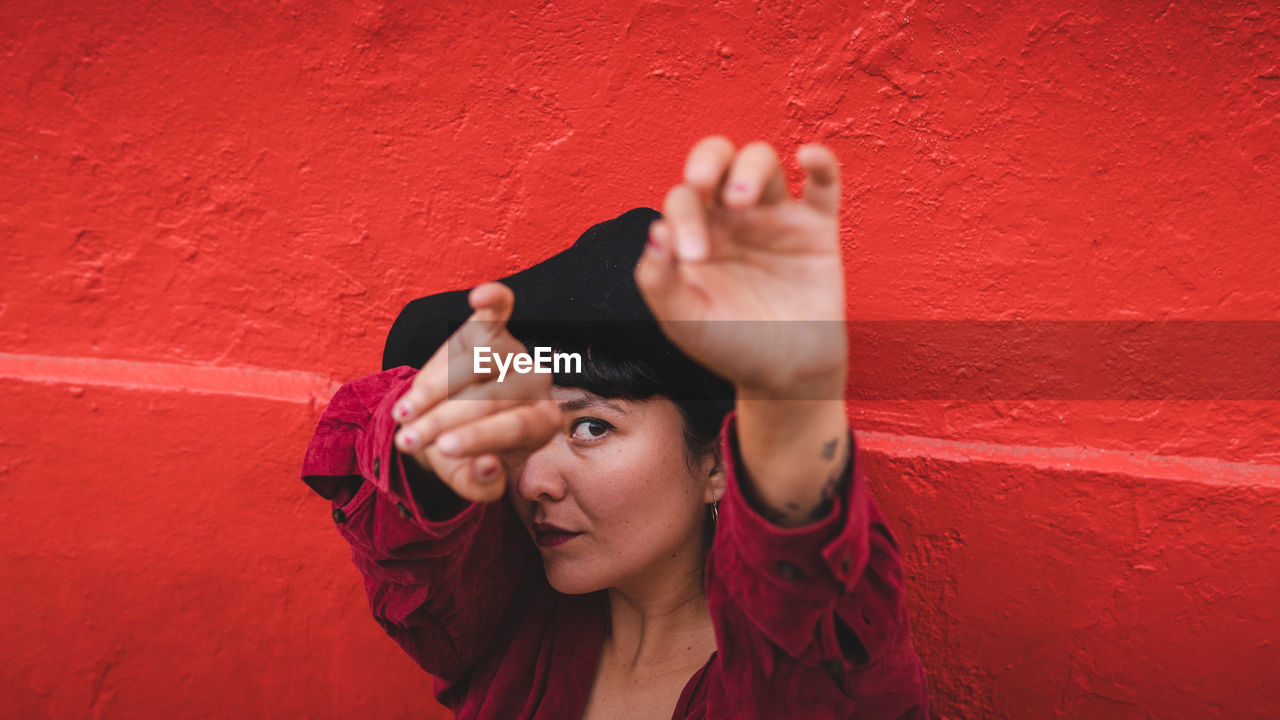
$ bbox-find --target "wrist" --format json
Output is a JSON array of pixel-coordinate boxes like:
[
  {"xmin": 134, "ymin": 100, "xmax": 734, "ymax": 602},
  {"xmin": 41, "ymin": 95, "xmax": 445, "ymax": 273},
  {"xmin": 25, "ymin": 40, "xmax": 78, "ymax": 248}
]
[
  {"xmin": 735, "ymin": 365, "xmax": 847, "ymax": 403},
  {"xmin": 731, "ymin": 399, "xmax": 852, "ymax": 527}
]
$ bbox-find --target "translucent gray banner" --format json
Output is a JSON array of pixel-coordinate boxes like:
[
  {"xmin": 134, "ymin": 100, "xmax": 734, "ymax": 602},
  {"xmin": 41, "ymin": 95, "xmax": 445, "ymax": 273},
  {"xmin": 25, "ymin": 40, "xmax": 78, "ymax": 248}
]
[{"xmin": 440, "ymin": 321, "xmax": 1280, "ymax": 401}]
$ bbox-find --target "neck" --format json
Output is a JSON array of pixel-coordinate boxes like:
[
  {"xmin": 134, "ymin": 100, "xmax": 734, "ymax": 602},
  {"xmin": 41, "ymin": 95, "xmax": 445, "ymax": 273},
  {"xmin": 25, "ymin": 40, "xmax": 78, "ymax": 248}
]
[{"xmin": 602, "ymin": 536, "xmax": 716, "ymax": 674}]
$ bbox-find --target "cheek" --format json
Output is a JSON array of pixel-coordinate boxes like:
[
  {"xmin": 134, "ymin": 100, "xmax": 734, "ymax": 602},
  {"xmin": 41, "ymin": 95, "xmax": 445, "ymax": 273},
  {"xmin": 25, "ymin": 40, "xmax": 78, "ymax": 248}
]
[{"xmin": 585, "ymin": 459, "xmax": 700, "ymax": 539}]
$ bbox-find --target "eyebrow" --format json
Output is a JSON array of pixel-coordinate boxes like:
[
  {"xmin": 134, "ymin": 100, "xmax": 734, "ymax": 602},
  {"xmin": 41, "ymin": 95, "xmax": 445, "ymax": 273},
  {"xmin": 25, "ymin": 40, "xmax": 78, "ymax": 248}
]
[{"xmin": 558, "ymin": 396, "xmax": 627, "ymax": 414}]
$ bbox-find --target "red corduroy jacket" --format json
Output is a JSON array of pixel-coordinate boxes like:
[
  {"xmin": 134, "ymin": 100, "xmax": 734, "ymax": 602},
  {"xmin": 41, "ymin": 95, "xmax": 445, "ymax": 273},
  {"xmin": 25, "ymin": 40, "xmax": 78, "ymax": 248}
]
[{"xmin": 301, "ymin": 367, "xmax": 929, "ymax": 718}]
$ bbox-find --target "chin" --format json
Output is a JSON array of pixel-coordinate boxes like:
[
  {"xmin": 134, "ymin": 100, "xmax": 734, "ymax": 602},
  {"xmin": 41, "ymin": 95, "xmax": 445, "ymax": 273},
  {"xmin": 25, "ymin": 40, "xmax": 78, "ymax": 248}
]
[{"xmin": 542, "ymin": 559, "xmax": 611, "ymax": 595}]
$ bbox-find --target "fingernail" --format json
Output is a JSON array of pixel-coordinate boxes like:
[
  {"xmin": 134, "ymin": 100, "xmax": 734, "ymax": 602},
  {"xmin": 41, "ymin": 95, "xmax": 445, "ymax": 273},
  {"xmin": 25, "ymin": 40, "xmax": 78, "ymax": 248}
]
[
  {"xmin": 676, "ymin": 233, "xmax": 706, "ymax": 262},
  {"xmin": 394, "ymin": 402, "xmax": 411, "ymax": 420},
  {"xmin": 436, "ymin": 432, "xmax": 461, "ymax": 454},
  {"xmin": 397, "ymin": 429, "xmax": 418, "ymax": 451},
  {"xmin": 686, "ymin": 162, "xmax": 712, "ymax": 184},
  {"xmin": 647, "ymin": 224, "xmax": 663, "ymax": 253},
  {"xmin": 478, "ymin": 463, "xmax": 499, "ymax": 482},
  {"xmin": 730, "ymin": 181, "xmax": 751, "ymax": 195}
]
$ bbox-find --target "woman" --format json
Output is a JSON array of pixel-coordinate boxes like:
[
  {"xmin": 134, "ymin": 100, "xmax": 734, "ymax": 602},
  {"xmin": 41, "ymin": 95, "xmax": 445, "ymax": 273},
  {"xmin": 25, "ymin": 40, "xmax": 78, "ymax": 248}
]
[{"xmin": 302, "ymin": 137, "xmax": 928, "ymax": 718}]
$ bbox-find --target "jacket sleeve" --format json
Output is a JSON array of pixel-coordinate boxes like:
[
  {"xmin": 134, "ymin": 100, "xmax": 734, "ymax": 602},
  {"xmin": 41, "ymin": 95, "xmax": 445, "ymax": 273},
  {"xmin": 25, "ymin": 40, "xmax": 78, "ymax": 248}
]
[
  {"xmin": 300, "ymin": 367, "xmax": 535, "ymax": 685},
  {"xmin": 706, "ymin": 411, "xmax": 930, "ymax": 719}
]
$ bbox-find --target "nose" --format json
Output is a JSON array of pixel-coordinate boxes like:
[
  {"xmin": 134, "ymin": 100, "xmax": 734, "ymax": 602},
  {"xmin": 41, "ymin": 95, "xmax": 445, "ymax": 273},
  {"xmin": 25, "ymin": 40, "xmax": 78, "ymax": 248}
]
[{"xmin": 514, "ymin": 439, "xmax": 569, "ymax": 502}]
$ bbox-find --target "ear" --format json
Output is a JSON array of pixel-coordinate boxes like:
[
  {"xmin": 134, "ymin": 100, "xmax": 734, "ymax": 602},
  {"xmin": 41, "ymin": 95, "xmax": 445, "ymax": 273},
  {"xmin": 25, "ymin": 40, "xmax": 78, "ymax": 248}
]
[{"xmin": 701, "ymin": 442, "xmax": 727, "ymax": 505}]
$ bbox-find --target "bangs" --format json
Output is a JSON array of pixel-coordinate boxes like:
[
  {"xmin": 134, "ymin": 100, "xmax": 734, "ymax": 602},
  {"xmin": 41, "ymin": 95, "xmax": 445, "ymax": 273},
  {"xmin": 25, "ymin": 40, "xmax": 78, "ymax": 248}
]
[{"xmin": 511, "ymin": 320, "xmax": 735, "ymax": 451}]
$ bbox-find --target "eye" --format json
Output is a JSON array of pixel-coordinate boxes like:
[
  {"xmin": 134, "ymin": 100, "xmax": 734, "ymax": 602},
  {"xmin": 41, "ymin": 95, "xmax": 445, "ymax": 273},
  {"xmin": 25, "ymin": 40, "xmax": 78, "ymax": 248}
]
[{"xmin": 569, "ymin": 417, "xmax": 614, "ymax": 442}]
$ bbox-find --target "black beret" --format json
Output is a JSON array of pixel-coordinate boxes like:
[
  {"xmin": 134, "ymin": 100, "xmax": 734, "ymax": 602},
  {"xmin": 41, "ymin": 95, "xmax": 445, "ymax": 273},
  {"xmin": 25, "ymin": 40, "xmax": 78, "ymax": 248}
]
[{"xmin": 383, "ymin": 206, "xmax": 664, "ymax": 371}]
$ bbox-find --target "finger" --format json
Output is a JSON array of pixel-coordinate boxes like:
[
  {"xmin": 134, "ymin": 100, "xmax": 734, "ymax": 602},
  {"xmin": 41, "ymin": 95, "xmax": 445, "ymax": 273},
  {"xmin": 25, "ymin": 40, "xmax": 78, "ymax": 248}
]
[
  {"xmin": 395, "ymin": 333, "xmax": 521, "ymax": 425},
  {"xmin": 393, "ymin": 284, "xmax": 519, "ymax": 422},
  {"xmin": 397, "ymin": 394, "xmax": 514, "ymax": 453},
  {"xmin": 396, "ymin": 369, "xmax": 550, "ymax": 453},
  {"xmin": 470, "ymin": 453, "xmax": 506, "ymax": 490},
  {"xmin": 458, "ymin": 453, "xmax": 507, "ymax": 502},
  {"xmin": 683, "ymin": 135, "xmax": 735, "ymax": 197},
  {"xmin": 797, "ymin": 143, "xmax": 841, "ymax": 216},
  {"xmin": 433, "ymin": 399, "xmax": 562, "ymax": 458},
  {"xmin": 395, "ymin": 352, "xmax": 470, "ymax": 425},
  {"xmin": 468, "ymin": 282, "xmax": 515, "ymax": 324},
  {"xmin": 433, "ymin": 452, "xmax": 506, "ymax": 504},
  {"xmin": 664, "ymin": 184, "xmax": 711, "ymax": 262},
  {"xmin": 722, "ymin": 141, "xmax": 785, "ymax": 209},
  {"xmin": 447, "ymin": 327, "xmax": 529, "ymax": 388},
  {"xmin": 449, "ymin": 282, "xmax": 517, "ymax": 360},
  {"xmin": 393, "ymin": 359, "xmax": 449, "ymax": 425},
  {"xmin": 635, "ymin": 219, "xmax": 689, "ymax": 316}
]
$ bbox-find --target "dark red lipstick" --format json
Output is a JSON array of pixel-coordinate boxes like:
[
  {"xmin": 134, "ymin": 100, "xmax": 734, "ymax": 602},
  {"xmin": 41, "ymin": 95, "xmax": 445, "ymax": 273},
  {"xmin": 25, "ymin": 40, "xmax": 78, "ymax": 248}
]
[{"xmin": 533, "ymin": 522, "xmax": 582, "ymax": 548}]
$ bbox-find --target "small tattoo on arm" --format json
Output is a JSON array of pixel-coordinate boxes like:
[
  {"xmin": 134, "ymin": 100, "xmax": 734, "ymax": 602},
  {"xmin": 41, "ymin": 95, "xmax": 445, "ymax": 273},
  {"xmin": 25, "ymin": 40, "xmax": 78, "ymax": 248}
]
[
  {"xmin": 808, "ymin": 437, "xmax": 851, "ymax": 521},
  {"xmin": 807, "ymin": 476, "xmax": 841, "ymax": 520},
  {"xmin": 748, "ymin": 435, "xmax": 853, "ymax": 525}
]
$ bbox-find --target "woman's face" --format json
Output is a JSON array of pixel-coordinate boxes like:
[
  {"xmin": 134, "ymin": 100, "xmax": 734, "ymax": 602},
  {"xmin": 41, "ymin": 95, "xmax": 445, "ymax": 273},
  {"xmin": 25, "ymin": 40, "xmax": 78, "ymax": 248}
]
[{"xmin": 506, "ymin": 386, "xmax": 722, "ymax": 595}]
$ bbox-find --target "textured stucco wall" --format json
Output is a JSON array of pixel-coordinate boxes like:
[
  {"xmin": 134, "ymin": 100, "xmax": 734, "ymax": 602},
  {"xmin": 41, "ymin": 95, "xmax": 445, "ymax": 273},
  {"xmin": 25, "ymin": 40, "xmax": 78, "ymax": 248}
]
[{"xmin": 2, "ymin": 1, "xmax": 1277, "ymax": 718}]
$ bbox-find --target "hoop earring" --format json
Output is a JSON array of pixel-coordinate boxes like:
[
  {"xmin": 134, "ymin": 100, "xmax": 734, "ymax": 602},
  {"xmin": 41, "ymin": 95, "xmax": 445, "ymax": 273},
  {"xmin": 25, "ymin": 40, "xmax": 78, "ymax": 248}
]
[{"xmin": 710, "ymin": 493, "xmax": 719, "ymax": 527}]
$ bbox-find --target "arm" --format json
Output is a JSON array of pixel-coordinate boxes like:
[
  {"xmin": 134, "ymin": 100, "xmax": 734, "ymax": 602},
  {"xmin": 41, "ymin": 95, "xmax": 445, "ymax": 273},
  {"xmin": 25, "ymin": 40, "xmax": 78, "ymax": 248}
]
[
  {"xmin": 301, "ymin": 367, "xmax": 536, "ymax": 685},
  {"xmin": 705, "ymin": 411, "xmax": 927, "ymax": 717},
  {"xmin": 304, "ymin": 283, "xmax": 561, "ymax": 689},
  {"xmin": 733, "ymin": 398, "xmax": 851, "ymax": 526},
  {"xmin": 635, "ymin": 137, "xmax": 855, "ymax": 525},
  {"xmin": 634, "ymin": 138, "xmax": 928, "ymax": 715}
]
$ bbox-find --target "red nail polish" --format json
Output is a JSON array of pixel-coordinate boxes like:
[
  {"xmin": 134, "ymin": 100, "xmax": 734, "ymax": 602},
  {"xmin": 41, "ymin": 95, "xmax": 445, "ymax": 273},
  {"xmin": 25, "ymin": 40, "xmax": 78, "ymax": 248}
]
[
  {"xmin": 647, "ymin": 226, "xmax": 661, "ymax": 250},
  {"xmin": 730, "ymin": 181, "xmax": 750, "ymax": 194}
]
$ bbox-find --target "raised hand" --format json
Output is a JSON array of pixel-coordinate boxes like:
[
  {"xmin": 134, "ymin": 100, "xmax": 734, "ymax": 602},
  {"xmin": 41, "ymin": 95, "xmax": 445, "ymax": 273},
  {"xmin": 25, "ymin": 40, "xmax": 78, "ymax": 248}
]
[
  {"xmin": 637, "ymin": 137, "xmax": 853, "ymax": 526},
  {"xmin": 391, "ymin": 283, "xmax": 562, "ymax": 503},
  {"xmin": 635, "ymin": 137, "xmax": 848, "ymax": 401}
]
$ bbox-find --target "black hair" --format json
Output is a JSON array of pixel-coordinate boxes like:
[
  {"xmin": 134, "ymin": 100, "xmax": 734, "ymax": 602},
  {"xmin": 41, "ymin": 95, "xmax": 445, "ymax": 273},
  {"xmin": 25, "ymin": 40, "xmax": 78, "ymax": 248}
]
[{"xmin": 515, "ymin": 321, "xmax": 735, "ymax": 468}]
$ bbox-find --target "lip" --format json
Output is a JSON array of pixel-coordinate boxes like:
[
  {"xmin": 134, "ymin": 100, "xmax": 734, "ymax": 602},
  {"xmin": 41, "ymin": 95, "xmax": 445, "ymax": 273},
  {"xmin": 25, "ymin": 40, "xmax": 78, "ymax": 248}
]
[{"xmin": 533, "ymin": 522, "xmax": 583, "ymax": 548}]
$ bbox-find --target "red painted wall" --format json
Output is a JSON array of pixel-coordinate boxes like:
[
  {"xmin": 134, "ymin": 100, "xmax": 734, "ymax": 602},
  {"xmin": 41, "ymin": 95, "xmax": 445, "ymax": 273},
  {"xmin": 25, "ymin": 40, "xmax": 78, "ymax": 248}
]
[{"xmin": 2, "ymin": 1, "xmax": 1277, "ymax": 717}]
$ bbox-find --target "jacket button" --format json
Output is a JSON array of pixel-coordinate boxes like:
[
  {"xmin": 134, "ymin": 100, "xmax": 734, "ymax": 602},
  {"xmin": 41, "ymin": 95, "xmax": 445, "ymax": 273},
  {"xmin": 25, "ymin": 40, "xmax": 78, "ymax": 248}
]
[
  {"xmin": 776, "ymin": 561, "xmax": 803, "ymax": 580},
  {"xmin": 398, "ymin": 502, "xmax": 411, "ymax": 519},
  {"xmin": 332, "ymin": 508, "xmax": 347, "ymax": 524},
  {"xmin": 373, "ymin": 457, "xmax": 381, "ymax": 477}
]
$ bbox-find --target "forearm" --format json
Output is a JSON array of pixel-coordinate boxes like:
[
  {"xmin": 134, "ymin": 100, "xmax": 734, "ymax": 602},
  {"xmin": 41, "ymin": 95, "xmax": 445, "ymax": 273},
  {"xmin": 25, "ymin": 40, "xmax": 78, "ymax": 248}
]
[{"xmin": 733, "ymin": 392, "xmax": 851, "ymax": 528}]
